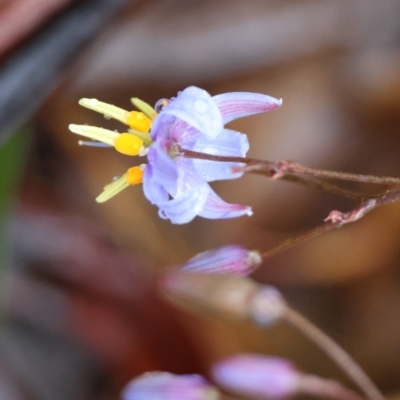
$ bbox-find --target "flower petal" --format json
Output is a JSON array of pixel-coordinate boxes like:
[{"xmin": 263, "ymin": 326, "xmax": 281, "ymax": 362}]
[
  {"xmin": 198, "ymin": 189, "xmax": 252, "ymax": 219},
  {"xmin": 182, "ymin": 245, "xmax": 262, "ymax": 276},
  {"xmin": 175, "ymin": 157, "xmax": 206, "ymax": 195},
  {"xmin": 157, "ymin": 183, "xmax": 210, "ymax": 224},
  {"xmin": 150, "ymin": 113, "xmax": 174, "ymax": 141},
  {"xmin": 191, "ymin": 129, "xmax": 249, "ymax": 181},
  {"xmin": 192, "ymin": 159, "xmax": 244, "ymax": 182},
  {"xmin": 171, "ymin": 120, "xmax": 202, "ymax": 144},
  {"xmin": 193, "ymin": 129, "xmax": 249, "ymax": 156},
  {"xmin": 146, "ymin": 143, "xmax": 178, "ymax": 196},
  {"xmin": 213, "ymin": 92, "xmax": 282, "ymax": 125},
  {"xmin": 158, "ymin": 86, "xmax": 223, "ymax": 139},
  {"xmin": 142, "ymin": 164, "xmax": 169, "ymax": 204}
]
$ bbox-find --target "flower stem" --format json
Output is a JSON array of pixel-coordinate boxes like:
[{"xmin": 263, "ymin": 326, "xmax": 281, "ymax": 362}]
[
  {"xmin": 259, "ymin": 187, "xmax": 400, "ymax": 259},
  {"xmin": 180, "ymin": 148, "xmax": 400, "ymax": 186},
  {"xmin": 283, "ymin": 307, "xmax": 385, "ymax": 400},
  {"xmin": 277, "ymin": 160, "xmax": 400, "ymax": 186},
  {"xmin": 299, "ymin": 374, "xmax": 368, "ymax": 400},
  {"xmin": 260, "ymin": 222, "xmax": 338, "ymax": 260}
]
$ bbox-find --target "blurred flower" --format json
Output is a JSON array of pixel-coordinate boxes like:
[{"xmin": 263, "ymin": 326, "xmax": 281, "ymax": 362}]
[
  {"xmin": 160, "ymin": 271, "xmax": 286, "ymax": 325},
  {"xmin": 181, "ymin": 245, "xmax": 262, "ymax": 275},
  {"xmin": 212, "ymin": 354, "xmax": 300, "ymax": 399},
  {"xmin": 122, "ymin": 372, "xmax": 220, "ymax": 400},
  {"xmin": 69, "ymin": 86, "xmax": 282, "ymax": 223}
]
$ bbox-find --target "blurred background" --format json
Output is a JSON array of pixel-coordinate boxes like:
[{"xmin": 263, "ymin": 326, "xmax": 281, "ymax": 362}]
[{"xmin": 1, "ymin": 0, "xmax": 400, "ymax": 399}]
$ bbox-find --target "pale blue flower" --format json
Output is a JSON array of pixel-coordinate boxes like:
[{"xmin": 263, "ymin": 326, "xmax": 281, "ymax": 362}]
[{"xmin": 144, "ymin": 86, "xmax": 282, "ymax": 224}]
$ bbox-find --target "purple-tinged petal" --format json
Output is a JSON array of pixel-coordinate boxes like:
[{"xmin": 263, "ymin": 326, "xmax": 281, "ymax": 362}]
[
  {"xmin": 213, "ymin": 92, "xmax": 282, "ymax": 125},
  {"xmin": 192, "ymin": 129, "xmax": 249, "ymax": 156},
  {"xmin": 198, "ymin": 189, "xmax": 252, "ymax": 220},
  {"xmin": 175, "ymin": 157, "xmax": 206, "ymax": 195},
  {"xmin": 122, "ymin": 372, "xmax": 219, "ymax": 400},
  {"xmin": 212, "ymin": 354, "xmax": 300, "ymax": 399},
  {"xmin": 147, "ymin": 143, "xmax": 178, "ymax": 196},
  {"xmin": 150, "ymin": 113, "xmax": 175, "ymax": 141},
  {"xmin": 142, "ymin": 164, "xmax": 169, "ymax": 204},
  {"xmin": 182, "ymin": 245, "xmax": 262, "ymax": 276},
  {"xmin": 171, "ymin": 119, "xmax": 202, "ymax": 144},
  {"xmin": 191, "ymin": 129, "xmax": 248, "ymax": 181},
  {"xmin": 159, "ymin": 86, "xmax": 223, "ymax": 139},
  {"xmin": 193, "ymin": 159, "xmax": 244, "ymax": 181},
  {"xmin": 157, "ymin": 183, "xmax": 210, "ymax": 224},
  {"xmin": 177, "ymin": 154, "xmax": 241, "ymax": 197}
]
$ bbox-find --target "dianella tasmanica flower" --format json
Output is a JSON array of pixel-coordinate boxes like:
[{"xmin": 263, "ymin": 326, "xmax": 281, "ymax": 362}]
[{"xmin": 69, "ymin": 86, "xmax": 282, "ymax": 224}]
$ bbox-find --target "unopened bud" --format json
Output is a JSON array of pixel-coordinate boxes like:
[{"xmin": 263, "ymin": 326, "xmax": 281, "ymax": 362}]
[
  {"xmin": 181, "ymin": 245, "xmax": 262, "ymax": 276},
  {"xmin": 250, "ymin": 285, "xmax": 286, "ymax": 326},
  {"xmin": 212, "ymin": 354, "xmax": 300, "ymax": 399},
  {"xmin": 160, "ymin": 271, "xmax": 285, "ymax": 325},
  {"xmin": 122, "ymin": 372, "xmax": 220, "ymax": 400}
]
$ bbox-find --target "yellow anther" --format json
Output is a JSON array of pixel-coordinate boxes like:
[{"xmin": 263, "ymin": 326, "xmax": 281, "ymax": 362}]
[
  {"xmin": 126, "ymin": 111, "xmax": 152, "ymax": 132},
  {"xmin": 96, "ymin": 165, "xmax": 145, "ymax": 203},
  {"xmin": 79, "ymin": 98, "xmax": 130, "ymax": 125},
  {"xmin": 126, "ymin": 166, "xmax": 144, "ymax": 185},
  {"xmin": 69, "ymin": 124, "xmax": 118, "ymax": 146},
  {"xmin": 114, "ymin": 133, "xmax": 144, "ymax": 156},
  {"xmin": 131, "ymin": 98, "xmax": 157, "ymax": 120}
]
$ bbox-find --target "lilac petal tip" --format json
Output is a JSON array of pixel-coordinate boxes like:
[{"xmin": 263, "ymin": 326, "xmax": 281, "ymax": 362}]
[
  {"xmin": 182, "ymin": 245, "xmax": 262, "ymax": 276},
  {"xmin": 122, "ymin": 372, "xmax": 219, "ymax": 400},
  {"xmin": 199, "ymin": 189, "xmax": 252, "ymax": 220},
  {"xmin": 213, "ymin": 92, "xmax": 282, "ymax": 125},
  {"xmin": 212, "ymin": 354, "xmax": 300, "ymax": 399}
]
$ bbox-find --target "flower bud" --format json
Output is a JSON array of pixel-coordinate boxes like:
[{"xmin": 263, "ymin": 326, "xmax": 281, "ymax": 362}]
[
  {"xmin": 181, "ymin": 245, "xmax": 262, "ymax": 276},
  {"xmin": 160, "ymin": 271, "xmax": 285, "ymax": 326},
  {"xmin": 122, "ymin": 372, "xmax": 220, "ymax": 400},
  {"xmin": 249, "ymin": 285, "xmax": 286, "ymax": 326},
  {"xmin": 212, "ymin": 354, "xmax": 300, "ymax": 399}
]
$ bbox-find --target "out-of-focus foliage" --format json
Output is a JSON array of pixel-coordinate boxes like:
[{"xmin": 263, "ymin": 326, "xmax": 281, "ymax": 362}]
[{"xmin": 0, "ymin": 128, "xmax": 30, "ymax": 263}]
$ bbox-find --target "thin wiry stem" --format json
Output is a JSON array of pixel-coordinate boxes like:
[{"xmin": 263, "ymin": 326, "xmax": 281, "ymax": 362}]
[
  {"xmin": 180, "ymin": 148, "xmax": 400, "ymax": 186},
  {"xmin": 259, "ymin": 187, "xmax": 400, "ymax": 259},
  {"xmin": 260, "ymin": 222, "xmax": 338, "ymax": 260},
  {"xmin": 299, "ymin": 374, "xmax": 368, "ymax": 400},
  {"xmin": 283, "ymin": 307, "xmax": 385, "ymax": 400},
  {"xmin": 278, "ymin": 160, "xmax": 400, "ymax": 186},
  {"xmin": 247, "ymin": 169, "xmax": 367, "ymax": 199}
]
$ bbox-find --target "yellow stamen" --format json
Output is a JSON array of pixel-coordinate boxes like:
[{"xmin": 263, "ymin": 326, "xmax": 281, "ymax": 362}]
[
  {"xmin": 79, "ymin": 98, "xmax": 131, "ymax": 125},
  {"xmin": 126, "ymin": 166, "xmax": 144, "ymax": 185},
  {"xmin": 114, "ymin": 133, "xmax": 144, "ymax": 156},
  {"xmin": 78, "ymin": 98, "xmax": 153, "ymax": 132},
  {"xmin": 96, "ymin": 165, "xmax": 145, "ymax": 203},
  {"xmin": 96, "ymin": 174, "xmax": 130, "ymax": 203},
  {"xmin": 69, "ymin": 124, "xmax": 118, "ymax": 146},
  {"xmin": 131, "ymin": 97, "xmax": 157, "ymax": 120},
  {"xmin": 126, "ymin": 111, "xmax": 152, "ymax": 132},
  {"xmin": 128, "ymin": 129, "xmax": 153, "ymax": 145},
  {"xmin": 70, "ymin": 124, "xmax": 147, "ymax": 156}
]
